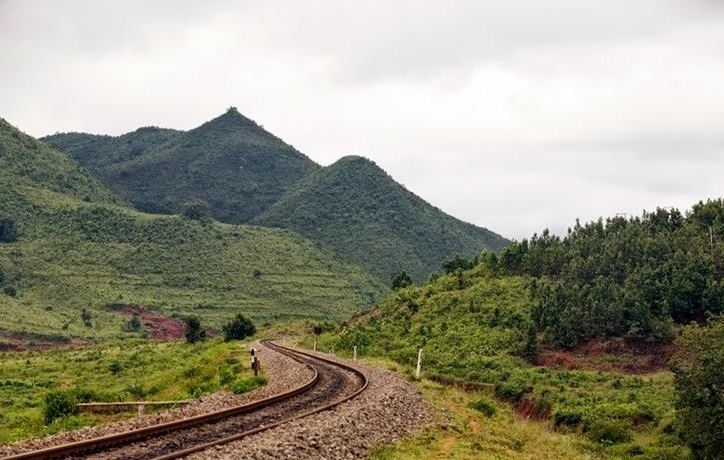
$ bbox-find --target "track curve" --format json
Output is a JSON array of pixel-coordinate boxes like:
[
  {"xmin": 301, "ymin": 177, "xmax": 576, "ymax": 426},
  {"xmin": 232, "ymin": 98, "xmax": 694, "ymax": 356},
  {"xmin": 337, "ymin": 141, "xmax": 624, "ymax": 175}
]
[{"xmin": 2, "ymin": 340, "xmax": 368, "ymax": 460}]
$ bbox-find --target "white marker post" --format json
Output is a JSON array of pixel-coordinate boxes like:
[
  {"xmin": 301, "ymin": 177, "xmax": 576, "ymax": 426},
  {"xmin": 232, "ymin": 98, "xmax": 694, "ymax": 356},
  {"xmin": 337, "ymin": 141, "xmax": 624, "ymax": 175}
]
[
  {"xmin": 353, "ymin": 346, "xmax": 357, "ymax": 361},
  {"xmin": 313, "ymin": 339, "xmax": 317, "ymax": 352},
  {"xmin": 415, "ymin": 348, "xmax": 423, "ymax": 379}
]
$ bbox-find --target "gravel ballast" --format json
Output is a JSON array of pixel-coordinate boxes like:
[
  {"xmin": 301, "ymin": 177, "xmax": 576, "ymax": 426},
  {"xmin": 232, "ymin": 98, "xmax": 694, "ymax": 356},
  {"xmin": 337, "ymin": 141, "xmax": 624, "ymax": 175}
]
[{"xmin": 191, "ymin": 350, "xmax": 433, "ymax": 459}]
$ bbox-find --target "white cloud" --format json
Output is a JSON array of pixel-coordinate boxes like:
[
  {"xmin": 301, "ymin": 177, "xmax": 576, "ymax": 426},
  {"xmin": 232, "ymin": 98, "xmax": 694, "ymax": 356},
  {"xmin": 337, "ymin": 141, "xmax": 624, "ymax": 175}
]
[{"xmin": 0, "ymin": 0, "xmax": 722, "ymax": 239}]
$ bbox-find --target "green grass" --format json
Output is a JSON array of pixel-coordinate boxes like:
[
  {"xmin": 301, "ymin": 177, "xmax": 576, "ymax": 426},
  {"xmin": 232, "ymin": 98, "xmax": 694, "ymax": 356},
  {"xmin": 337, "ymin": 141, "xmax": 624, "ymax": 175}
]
[{"xmin": 0, "ymin": 338, "xmax": 259, "ymax": 444}]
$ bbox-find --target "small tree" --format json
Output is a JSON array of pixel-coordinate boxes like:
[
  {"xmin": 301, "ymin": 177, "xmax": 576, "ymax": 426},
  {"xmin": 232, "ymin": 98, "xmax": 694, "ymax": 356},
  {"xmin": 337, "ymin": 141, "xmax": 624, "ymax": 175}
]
[
  {"xmin": 442, "ymin": 255, "xmax": 476, "ymax": 274},
  {"xmin": 184, "ymin": 316, "xmax": 206, "ymax": 343},
  {"xmin": 0, "ymin": 218, "xmax": 17, "ymax": 243},
  {"xmin": 391, "ymin": 271, "xmax": 412, "ymax": 290},
  {"xmin": 121, "ymin": 314, "xmax": 143, "ymax": 332},
  {"xmin": 181, "ymin": 200, "xmax": 212, "ymax": 222},
  {"xmin": 222, "ymin": 314, "xmax": 256, "ymax": 341},
  {"xmin": 81, "ymin": 307, "xmax": 92, "ymax": 327},
  {"xmin": 671, "ymin": 318, "xmax": 724, "ymax": 459},
  {"xmin": 43, "ymin": 390, "xmax": 79, "ymax": 424},
  {"xmin": 522, "ymin": 322, "xmax": 539, "ymax": 363}
]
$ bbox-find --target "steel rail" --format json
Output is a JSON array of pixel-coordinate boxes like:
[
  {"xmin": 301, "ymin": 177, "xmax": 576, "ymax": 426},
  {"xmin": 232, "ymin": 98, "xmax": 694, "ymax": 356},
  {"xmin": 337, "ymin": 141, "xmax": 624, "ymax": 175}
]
[
  {"xmin": 154, "ymin": 340, "xmax": 369, "ymax": 459},
  {"xmin": 1, "ymin": 340, "xmax": 368, "ymax": 460}
]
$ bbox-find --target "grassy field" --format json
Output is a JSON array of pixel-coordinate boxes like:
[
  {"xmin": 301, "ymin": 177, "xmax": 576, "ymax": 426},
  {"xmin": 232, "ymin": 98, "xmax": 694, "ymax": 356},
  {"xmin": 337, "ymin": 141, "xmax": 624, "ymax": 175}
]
[
  {"xmin": 0, "ymin": 338, "xmax": 261, "ymax": 444},
  {"xmin": 371, "ymin": 375, "xmax": 596, "ymax": 459}
]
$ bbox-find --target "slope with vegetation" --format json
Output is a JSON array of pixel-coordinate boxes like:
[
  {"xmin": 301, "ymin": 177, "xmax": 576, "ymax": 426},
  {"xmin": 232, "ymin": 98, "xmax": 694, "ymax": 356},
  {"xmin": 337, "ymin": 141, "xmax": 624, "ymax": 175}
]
[
  {"xmin": 0, "ymin": 117, "xmax": 385, "ymax": 343},
  {"xmin": 44, "ymin": 111, "xmax": 508, "ymax": 282},
  {"xmin": 322, "ymin": 201, "xmax": 722, "ymax": 458},
  {"xmin": 255, "ymin": 155, "xmax": 509, "ymax": 281},
  {"xmin": 44, "ymin": 108, "xmax": 319, "ymax": 222}
]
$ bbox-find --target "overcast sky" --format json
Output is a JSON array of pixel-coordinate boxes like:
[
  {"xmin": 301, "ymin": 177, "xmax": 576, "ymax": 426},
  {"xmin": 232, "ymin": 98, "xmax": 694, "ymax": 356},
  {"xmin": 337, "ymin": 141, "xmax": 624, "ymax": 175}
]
[{"xmin": 1, "ymin": 0, "xmax": 722, "ymax": 239}]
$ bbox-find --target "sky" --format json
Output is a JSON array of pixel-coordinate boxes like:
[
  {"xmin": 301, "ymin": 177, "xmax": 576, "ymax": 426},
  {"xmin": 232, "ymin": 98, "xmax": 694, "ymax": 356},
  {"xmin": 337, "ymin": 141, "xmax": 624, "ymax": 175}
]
[{"xmin": 1, "ymin": 0, "xmax": 722, "ymax": 239}]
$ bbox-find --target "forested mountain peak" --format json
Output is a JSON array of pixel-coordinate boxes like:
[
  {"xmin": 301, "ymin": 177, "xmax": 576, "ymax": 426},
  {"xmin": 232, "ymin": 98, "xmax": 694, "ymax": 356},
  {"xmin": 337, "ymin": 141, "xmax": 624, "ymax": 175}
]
[{"xmin": 255, "ymin": 153, "xmax": 509, "ymax": 280}]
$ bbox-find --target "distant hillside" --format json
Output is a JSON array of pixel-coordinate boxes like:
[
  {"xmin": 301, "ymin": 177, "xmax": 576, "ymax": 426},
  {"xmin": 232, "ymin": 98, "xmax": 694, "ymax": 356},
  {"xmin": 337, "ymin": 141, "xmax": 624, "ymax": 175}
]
[
  {"xmin": 0, "ymin": 118, "xmax": 385, "ymax": 341},
  {"xmin": 43, "ymin": 127, "xmax": 181, "ymax": 172},
  {"xmin": 44, "ymin": 108, "xmax": 319, "ymax": 222},
  {"xmin": 255, "ymin": 155, "xmax": 509, "ymax": 281},
  {"xmin": 45, "ymin": 110, "xmax": 508, "ymax": 281}
]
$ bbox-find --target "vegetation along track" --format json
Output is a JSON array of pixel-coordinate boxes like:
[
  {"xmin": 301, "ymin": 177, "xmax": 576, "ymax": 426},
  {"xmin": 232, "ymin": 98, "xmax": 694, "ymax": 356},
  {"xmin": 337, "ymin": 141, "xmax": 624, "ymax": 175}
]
[{"xmin": 2, "ymin": 340, "xmax": 368, "ymax": 460}]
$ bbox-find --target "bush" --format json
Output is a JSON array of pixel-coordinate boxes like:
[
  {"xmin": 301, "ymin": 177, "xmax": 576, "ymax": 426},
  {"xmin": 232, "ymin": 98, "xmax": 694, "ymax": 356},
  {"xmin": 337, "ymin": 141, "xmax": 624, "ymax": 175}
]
[
  {"xmin": 391, "ymin": 271, "xmax": 412, "ymax": 290},
  {"xmin": 183, "ymin": 316, "xmax": 206, "ymax": 343},
  {"xmin": 495, "ymin": 379, "xmax": 533, "ymax": 401},
  {"xmin": 222, "ymin": 314, "xmax": 256, "ymax": 342},
  {"xmin": 81, "ymin": 307, "xmax": 92, "ymax": 327},
  {"xmin": 586, "ymin": 419, "xmax": 632, "ymax": 445},
  {"xmin": 0, "ymin": 218, "xmax": 17, "ymax": 243},
  {"xmin": 3, "ymin": 286, "xmax": 16, "ymax": 297},
  {"xmin": 231, "ymin": 376, "xmax": 267, "ymax": 394},
  {"xmin": 469, "ymin": 397, "xmax": 496, "ymax": 417},
  {"xmin": 108, "ymin": 360, "xmax": 123, "ymax": 375},
  {"xmin": 43, "ymin": 391, "xmax": 79, "ymax": 424},
  {"xmin": 121, "ymin": 314, "xmax": 143, "ymax": 332},
  {"xmin": 181, "ymin": 200, "xmax": 212, "ymax": 222},
  {"xmin": 553, "ymin": 411, "xmax": 583, "ymax": 427}
]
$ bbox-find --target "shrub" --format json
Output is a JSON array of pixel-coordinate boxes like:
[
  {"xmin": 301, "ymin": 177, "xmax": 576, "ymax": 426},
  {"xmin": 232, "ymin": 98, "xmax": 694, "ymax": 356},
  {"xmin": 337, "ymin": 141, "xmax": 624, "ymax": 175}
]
[
  {"xmin": 81, "ymin": 308, "xmax": 92, "ymax": 327},
  {"xmin": 222, "ymin": 314, "xmax": 256, "ymax": 342},
  {"xmin": 108, "ymin": 360, "xmax": 123, "ymax": 375},
  {"xmin": 469, "ymin": 397, "xmax": 496, "ymax": 417},
  {"xmin": 43, "ymin": 391, "xmax": 79, "ymax": 424},
  {"xmin": 231, "ymin": 376, "xmax": 267, "ymax": 394},
  {"xmin": 553, "ymin": 411, "xmax": 583, "ymax": 427},
  {"xmin": 495, "ymin": 379, "xmax": 533, "ymax": 401},
  {"xmin": 3, "ymin": 286, "xmax": 16, "ymax": 297},
  {"xmin": 181, "ymin": 200, "xmax": 212, "ymax": 222},
  {"xmin": 586, "ymin": 419, "xmax": 632, "ymax": 445},
  {"xmin": 0, "ymin": 218, "xmax": 17, "ymax": 243},
  {"xmin": 121, "ymin": 314, "xmax": 143, "ymax": 332},
  {"xmin": 183, "ymin": 316, "xmax": 206, "ymax": 343},
  {"xmin": 391, "ymin": 271, "xmax": 412, "ymax": 290}
]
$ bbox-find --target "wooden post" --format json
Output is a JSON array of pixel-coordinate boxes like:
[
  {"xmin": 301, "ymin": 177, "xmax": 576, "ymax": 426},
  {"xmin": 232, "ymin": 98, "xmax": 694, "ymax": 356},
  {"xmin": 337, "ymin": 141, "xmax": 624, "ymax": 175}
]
[
  {"xmin": 415, "ymin": 348, "xmax": 423, "ymax": 379},
  {"xmin": 253, "ymin": 357, "xmax": 260, "ymax": 376},
  {"xmin": 313, "ymin": 339, "xmax": 317, "ymax": 352},
  {"xmin": 137, "ymin": 404, "xmax": 145, "ymax": 417},
  {"xmin": 353, "ymin": 346, "xmax": 357, "ymax": 361}
]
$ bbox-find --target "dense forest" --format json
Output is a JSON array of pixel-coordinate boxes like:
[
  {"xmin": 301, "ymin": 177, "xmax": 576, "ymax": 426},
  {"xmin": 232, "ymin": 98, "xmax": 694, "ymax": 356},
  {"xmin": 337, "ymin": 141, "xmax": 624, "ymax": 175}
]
[{"xmin": 483, "ymin": 201, "xmax": 723, "ymax": 346}]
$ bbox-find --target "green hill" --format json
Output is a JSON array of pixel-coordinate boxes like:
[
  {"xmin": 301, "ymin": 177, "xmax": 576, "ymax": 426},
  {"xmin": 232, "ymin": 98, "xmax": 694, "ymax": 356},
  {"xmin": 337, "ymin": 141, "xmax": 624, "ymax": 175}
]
[
  {"xmin": 44, "ymin": 111, "xmax": 508, "ymax": 282},
  {"xmin": 318, "ymin": 201, "xmax": 722, "ymax": 458},
  {"xmin": 44, "ymin": 108, "xmax": 320, "ymax": 222},
  {"xmin": 255, "ymin": 155, "xmax": 509, "ymax": 281},
  {"xmin": 43, "ymin": 127, "xmax": 181, "ymax": 172},
  {"xmin": 0, "ymin": 117, "xmax": 385, "ymax": 343}
]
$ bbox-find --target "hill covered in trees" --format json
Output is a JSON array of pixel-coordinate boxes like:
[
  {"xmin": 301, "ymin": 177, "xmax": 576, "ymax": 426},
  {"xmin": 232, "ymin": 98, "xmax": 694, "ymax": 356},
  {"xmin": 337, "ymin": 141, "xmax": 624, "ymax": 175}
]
[
  {"xmin": 255, "ymin": 155, "xmax": 508, "ymax": 280},
  {"xmin": 44, "ymin": 108, "xmax": 319, "ymax": 222},
  {"xmin": 320, "ymin": 200, "xmax": 722, "ymax": 458},
  {"xmin": 44, "ymin": 110, "xmax": 508, "ymax": 282},
  {"xmin": 0, "ymin": 117, "xmax": 385, "ymax": 343}
]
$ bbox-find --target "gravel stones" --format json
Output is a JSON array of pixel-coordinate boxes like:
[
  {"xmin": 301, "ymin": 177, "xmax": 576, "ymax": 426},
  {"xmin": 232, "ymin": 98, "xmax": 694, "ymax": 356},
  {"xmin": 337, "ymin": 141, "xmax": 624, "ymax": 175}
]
[{"xmin": 191, "ymin": 351, "xmax": 433, "ymax": 459}]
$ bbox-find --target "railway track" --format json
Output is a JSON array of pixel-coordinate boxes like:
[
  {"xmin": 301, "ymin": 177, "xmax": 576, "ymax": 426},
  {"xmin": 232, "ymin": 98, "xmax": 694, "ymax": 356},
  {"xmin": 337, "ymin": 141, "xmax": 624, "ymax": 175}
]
[{"xmin": 2, "ymin": 340, "xmax": 368, "ymax": 460}]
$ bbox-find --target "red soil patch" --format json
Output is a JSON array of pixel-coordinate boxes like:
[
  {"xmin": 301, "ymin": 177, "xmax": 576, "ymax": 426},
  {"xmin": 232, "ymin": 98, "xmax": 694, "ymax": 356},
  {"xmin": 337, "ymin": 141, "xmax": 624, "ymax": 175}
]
[
  {"xmin": 515, "ymin": 397, "xmax": 552, "ymax": 421},
  {"xmin": 538, "ymin": 338, "xmax": 674, "ymax": 374},
  {"xmin": 114, "ymin": 305, "xmax": 186, "ymax": 340}
]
